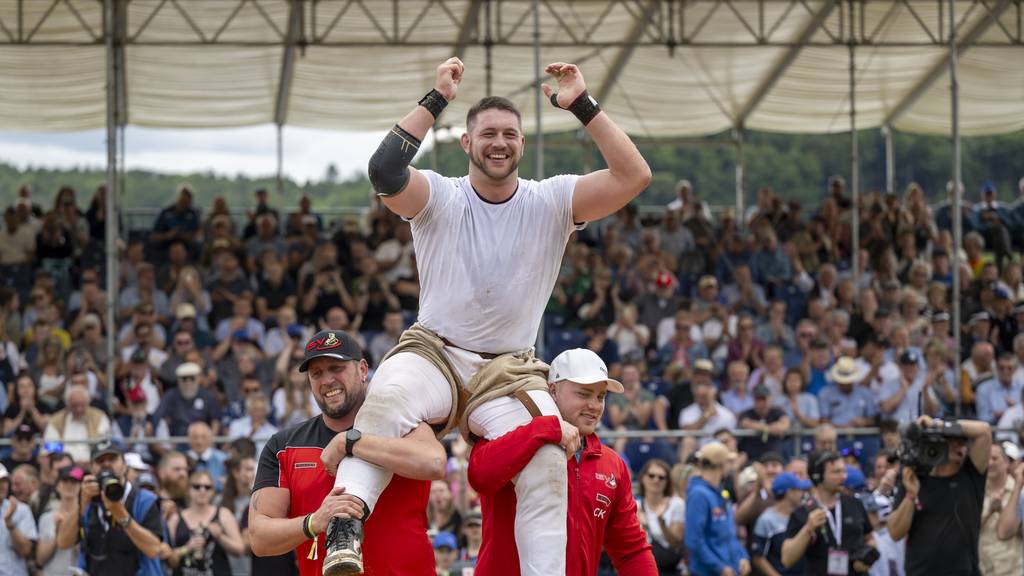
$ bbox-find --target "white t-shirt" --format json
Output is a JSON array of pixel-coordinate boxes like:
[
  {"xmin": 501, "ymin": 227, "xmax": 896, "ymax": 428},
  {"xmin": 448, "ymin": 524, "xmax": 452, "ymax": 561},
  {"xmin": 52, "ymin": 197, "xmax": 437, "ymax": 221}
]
[
  {"xmin": 412, "ymin": 171, "xmax": 579, "ymax": 354},
  {"xmin": 637, "ymin": 495, "xmax": 686, "ymax": 549},
  {"xmin": 678, "ymin": 402, "xmax": 737, "ymax": 445},
  {"xmin": 39, "ymin": 509, "xmax": 77, "ymax": 576}
]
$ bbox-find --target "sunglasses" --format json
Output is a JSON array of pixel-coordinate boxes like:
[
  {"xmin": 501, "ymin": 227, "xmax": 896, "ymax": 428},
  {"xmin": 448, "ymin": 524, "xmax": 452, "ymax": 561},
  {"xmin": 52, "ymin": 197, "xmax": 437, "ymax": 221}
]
[
  {"xmin": 191, "ymin": 484, "xmax": 214, "ymax": 491},
  {"xmin": 646, "ymin": 473, "xmax": 667, "ymax": 481}
]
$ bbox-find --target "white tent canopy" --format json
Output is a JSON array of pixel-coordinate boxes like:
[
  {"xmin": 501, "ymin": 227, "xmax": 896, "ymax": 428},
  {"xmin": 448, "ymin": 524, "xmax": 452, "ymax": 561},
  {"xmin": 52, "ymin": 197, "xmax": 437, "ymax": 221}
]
[{"xmin": 0, "ymin": 0, "xmax": 1021, "ymax": 136}]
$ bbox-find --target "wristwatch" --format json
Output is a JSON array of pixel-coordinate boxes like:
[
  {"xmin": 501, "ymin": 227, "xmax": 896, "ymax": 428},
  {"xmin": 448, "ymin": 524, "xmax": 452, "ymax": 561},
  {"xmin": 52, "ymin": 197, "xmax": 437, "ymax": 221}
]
[
  {"xmin": 115, "ymin": 515, "xmax": 133, "ymax": 528},
  {"xmin": 345, "ymin": 429, "xmax": 363, "ymax": 457}
]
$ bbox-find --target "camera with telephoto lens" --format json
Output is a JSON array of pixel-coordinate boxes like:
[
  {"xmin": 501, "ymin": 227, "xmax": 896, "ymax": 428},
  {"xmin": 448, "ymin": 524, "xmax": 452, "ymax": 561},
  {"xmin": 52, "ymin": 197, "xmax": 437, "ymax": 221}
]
[
  {"xmin": 95, "ymin": 468, "xmax": 125, "ymax": 502},
  {"xmin": 897, "ymin": 420, "xmax": 964, "ymax": 475}
]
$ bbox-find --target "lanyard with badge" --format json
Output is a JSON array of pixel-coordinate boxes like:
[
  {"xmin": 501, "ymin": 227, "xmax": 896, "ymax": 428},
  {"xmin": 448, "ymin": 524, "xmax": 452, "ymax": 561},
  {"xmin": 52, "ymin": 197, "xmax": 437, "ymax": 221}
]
[{"xmin": 814, "ymin": 495, "xmax": 847, "ymax": 576}]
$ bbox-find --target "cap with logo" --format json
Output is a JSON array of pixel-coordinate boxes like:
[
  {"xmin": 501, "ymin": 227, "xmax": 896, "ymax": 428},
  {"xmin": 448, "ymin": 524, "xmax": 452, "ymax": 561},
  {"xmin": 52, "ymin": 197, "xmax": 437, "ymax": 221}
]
[
  {"xmin": 298, "ymin": 330, "xmax": 363, "ymax": 372},
  {"xmin": 58, "ymin": 466, "xmax": 85, "ymax": 483},
  {"xmin": 547, "ymin": 348, "xmax": 624, "ymax": 393},
  {"xmin": 91, "ymin": 439, "xmax": 121, "ymax": 462},
  {"xmin": 898, "ymin": 350, "xmax": 920, "ymax": 365},
  {"xmin": 13, "ymin": 423, "xmax": 35, "ymax": 440}
]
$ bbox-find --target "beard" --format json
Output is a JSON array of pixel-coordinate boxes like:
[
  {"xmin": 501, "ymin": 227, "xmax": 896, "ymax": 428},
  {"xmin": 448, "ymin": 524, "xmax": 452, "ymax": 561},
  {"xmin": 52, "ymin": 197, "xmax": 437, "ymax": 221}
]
[
  {"xmin": 314, "ymin": 387, "xmax": 361, "ymax": 420},
  {"xmin": 469, "ymin": 144, "xmax": 519, "ymax": 181}
]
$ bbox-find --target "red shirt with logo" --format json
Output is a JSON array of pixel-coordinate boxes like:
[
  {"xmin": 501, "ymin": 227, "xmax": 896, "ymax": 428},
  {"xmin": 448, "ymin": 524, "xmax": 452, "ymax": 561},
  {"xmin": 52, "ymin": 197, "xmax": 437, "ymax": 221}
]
[
  {"xmin": 253, "ymin": 415, "xmax": 434, "ymax": 576},
  {"xmin": 468, "ymin": 416, "xmax": 657, "ymax": 575}
]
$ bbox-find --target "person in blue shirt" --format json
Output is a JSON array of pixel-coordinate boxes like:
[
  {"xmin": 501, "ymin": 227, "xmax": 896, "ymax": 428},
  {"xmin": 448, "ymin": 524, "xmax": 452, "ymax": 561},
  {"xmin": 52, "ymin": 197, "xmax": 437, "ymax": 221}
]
[
  {"xmin": 752, "ymin": 472, "xmax": 811, "ymax": 576},
  {"xmin": 818, "ymin": 357, "xmax": 879, "ymax": 428},
  {"xmin": 685, "ymin": 442, "xmax": 751, "ymax": 576},
  {"xmin": 975, "ymin": 352, "xmax": 1024, "ymax": 424}
]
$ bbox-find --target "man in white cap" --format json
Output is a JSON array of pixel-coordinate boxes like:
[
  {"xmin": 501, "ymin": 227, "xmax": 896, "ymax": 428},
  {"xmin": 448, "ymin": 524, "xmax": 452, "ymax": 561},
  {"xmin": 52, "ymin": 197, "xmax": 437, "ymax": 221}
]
[{"xmin": 468, "ymin": 348, "xmax": 657, "ymax": 575}]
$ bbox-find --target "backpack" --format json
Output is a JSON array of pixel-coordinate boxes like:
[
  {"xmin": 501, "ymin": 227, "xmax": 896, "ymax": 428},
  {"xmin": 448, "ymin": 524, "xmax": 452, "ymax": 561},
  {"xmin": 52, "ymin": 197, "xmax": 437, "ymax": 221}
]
[{"xmin": 79, "ymin": 487, "xmax": 165, "ymax": 576}]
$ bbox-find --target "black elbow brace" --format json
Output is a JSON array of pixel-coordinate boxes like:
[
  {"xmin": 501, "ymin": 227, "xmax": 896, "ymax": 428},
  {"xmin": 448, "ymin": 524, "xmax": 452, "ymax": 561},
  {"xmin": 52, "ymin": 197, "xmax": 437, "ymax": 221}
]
[{"xmin": 368, "ymin": 125, "xmax": 421, "ymax": 197}]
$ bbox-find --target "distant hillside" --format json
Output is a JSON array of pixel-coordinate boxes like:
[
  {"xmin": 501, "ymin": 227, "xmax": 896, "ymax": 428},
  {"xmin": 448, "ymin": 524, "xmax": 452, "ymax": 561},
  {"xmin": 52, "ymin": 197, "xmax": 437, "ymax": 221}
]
[{"xmin": 1, "ymin": 128, "xmax": 1021, "ymax": 212}]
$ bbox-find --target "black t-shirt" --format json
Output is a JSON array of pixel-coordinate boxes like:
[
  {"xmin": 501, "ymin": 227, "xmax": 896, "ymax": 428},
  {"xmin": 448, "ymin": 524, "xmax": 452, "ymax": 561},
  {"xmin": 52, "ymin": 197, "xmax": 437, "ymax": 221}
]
[
  {"xmin": 784, "ymin": 492, "xmax": 873, "ymax": 576},
  {"xmin": 257, "ymin": 274, "xmax": 296, "ymax": 312},
  {"xmin": 894, "ymin": 458, "xmax": 985, "ymax": 576},
  {"xmin": 2, "ymin": 402, "xmax": 54, "ymax": 436},
  {"xmin": 83, "ymin": 486, "xmax": 164, "ymax": 576},
  {"xmin": 738, "ymin": 406, "xmax": 788, "ymax": 460}
]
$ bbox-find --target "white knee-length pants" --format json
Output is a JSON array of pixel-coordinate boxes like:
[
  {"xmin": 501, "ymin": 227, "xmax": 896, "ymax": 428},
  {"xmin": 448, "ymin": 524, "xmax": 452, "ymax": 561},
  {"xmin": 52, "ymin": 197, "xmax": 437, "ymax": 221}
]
[{"xmin": 334, "ymin": 347, "xmax": 567, "ymax": 576}]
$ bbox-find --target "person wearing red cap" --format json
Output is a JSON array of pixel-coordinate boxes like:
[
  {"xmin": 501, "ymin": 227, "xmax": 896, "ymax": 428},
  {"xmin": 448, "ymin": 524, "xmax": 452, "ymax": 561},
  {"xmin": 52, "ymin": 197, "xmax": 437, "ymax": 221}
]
[{"xmin": 468, "ymin": 349, "xmax": 657, "ymax": 575}]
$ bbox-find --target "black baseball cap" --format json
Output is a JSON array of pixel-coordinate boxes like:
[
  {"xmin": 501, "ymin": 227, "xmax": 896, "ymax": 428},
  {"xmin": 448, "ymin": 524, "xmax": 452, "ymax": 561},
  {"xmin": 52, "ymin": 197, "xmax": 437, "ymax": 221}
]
[
  {"xmin": 298, "ymin": 330, "xmax": 363, "ymax": 372},
  {"xmin": 91, "ymin": 439, "xmax": 121, "ymax": 461},
  {"xmin": 13, "ymin": 424, "xmax": 34, "ymax": 440}
]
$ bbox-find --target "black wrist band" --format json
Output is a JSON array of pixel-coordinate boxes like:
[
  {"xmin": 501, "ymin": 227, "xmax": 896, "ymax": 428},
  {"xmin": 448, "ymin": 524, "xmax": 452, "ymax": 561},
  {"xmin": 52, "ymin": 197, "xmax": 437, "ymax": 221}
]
[
  {"xmin": 418, "ymin": 89, "xmax": 448, "ymax": 119},
  {"xmin": 302, "ymin": 513, "xmax": 314, "ymax": 539},
  {"xmin": 549, "ymin": 89, "xmax": 601, "ymax": 126}
]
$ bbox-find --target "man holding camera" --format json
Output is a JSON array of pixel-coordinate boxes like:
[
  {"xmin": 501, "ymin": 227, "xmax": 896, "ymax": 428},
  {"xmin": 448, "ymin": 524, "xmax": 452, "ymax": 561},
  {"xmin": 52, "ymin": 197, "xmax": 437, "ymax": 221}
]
[
  {"xmin": 888, "ymin": 415, "xmax": 991, "ymax": 576},
  {"xmin": 55, "ymin": 440, "xmax": 164, "ymax": 576},
  {"xmin": 781, "ymin": 451, "xmax": 876, "ymax": 576}
]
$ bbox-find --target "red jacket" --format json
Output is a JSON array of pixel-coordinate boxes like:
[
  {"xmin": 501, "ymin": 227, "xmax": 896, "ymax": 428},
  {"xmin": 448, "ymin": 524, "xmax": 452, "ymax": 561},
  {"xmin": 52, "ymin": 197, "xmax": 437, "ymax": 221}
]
[{"xmin": 468, "ymin": 416, "xmax": 657, "ymax": 576}]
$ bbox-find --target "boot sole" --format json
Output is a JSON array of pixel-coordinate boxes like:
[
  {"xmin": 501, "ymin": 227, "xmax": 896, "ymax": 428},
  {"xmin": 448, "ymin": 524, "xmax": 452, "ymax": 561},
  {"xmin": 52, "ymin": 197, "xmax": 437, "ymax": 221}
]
[{"xmin": 323, "ymin": 553, "xmax": 363, "ymax": 576}]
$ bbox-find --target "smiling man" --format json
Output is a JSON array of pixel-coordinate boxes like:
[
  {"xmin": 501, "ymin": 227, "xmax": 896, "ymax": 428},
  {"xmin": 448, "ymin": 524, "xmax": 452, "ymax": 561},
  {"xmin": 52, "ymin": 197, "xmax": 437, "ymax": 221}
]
[
  {"xmin": 249, "ymin": 330, "xmax": 448, "ymax": 576},
  {"xmin": 468, "ymin": 348, "xmax": 657, "ymax": 575},
  {"xmin": 321, "ymin": 57, "xmax": 650, "ymax": 576}
]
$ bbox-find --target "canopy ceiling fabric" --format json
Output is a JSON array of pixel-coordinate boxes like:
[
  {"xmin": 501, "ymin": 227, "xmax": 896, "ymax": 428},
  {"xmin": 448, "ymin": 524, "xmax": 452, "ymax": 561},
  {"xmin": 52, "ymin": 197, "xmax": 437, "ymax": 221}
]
[{"xmin": 0, "ymin": 0, "xmax": 1021, "ymax": 136}]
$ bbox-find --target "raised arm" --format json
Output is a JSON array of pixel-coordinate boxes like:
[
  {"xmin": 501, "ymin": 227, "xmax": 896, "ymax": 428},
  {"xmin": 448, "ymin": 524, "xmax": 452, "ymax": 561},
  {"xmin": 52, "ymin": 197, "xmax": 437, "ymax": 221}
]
[
  {"xmin": 539, "ymin": 63, "xmax": 651, "ymax": 223},
  {"xmin": 369, "ymin": 58, "xmax": 464, "ymax": 219}
]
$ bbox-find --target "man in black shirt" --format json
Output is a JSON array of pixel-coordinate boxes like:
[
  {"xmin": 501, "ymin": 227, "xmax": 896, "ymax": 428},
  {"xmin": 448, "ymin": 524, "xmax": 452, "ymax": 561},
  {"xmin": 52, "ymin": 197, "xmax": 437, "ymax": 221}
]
[
  {"xmin": 738, "ymin": 385, "xmax": 790, "ymax": 460},
  {"xmin": 888, "ymin": 415, "xmax": 991, "ymax": 576},
  {"xmin": 782, "ymin": 451, "xmax": 876, "ymax": 575},
  {"xmin": 54, "ymin": 440, "xmax": 164, "ymax": 576}
]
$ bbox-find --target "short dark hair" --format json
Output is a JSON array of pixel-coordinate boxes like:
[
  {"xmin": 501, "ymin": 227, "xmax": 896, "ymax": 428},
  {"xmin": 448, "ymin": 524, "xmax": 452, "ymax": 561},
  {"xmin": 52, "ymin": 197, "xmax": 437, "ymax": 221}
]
[{"xmin": 466, "ymin": 96, "xmax": 521, "ymax": 131}]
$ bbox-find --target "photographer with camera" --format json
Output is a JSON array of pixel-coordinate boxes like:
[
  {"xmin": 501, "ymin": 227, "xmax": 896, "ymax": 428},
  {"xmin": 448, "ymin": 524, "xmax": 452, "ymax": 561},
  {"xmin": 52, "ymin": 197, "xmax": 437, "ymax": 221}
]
[
  {"xmin": 781, "ymin": 451, "xmax": 877, "ymax": 575},
  {"xmin": 888, "ymin": 415, "xmax": 991, "ymax": 576},
  {"xmin": 55, "ymin": 440, "xmax": 164, "ymax": 576}
]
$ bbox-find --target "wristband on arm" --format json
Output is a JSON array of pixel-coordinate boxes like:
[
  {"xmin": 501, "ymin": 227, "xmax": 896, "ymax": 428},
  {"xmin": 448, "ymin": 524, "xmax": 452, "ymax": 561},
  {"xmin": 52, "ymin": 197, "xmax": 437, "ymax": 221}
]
[
  {"xmin": 548, "ymin": 89, "xmax": 602, "ymax": 126},
  {"xmin": 418, "ymin": 89, "xmax": 449, "ymax": 119}
]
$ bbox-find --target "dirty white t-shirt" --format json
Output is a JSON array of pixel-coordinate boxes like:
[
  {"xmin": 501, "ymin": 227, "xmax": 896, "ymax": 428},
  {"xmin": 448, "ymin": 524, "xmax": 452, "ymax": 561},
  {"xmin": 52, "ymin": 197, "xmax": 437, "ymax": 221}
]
[{"xmin": 412, "ymin": 171, "xmax": 579, "ymax": 354}]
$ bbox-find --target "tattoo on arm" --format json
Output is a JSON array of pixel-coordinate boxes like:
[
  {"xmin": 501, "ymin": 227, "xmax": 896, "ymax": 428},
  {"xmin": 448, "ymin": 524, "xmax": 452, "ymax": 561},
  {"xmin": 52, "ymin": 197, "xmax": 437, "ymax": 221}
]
[{"xmin": 250, "ymin": 490, "xmax": 262, "ymax": 513}]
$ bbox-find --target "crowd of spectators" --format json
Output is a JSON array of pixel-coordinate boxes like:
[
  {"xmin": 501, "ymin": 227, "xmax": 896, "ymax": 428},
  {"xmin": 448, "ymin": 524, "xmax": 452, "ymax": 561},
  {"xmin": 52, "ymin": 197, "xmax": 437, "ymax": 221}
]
[{"xmin": 0, "ymin": 173, "xmax": 1023, "ymax": 575}]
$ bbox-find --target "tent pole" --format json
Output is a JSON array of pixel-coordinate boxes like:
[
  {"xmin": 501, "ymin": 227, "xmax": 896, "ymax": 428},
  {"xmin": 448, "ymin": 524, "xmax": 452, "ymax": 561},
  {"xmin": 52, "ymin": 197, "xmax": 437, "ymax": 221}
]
[
  {"xmin": 949, "ymin": 0, "xmax": 963, "ymax": 416},
  {"xmin": 883, "ymin": 124, "xmax": 895, "ymax": 195},
  {"xmin": 533, "ymin": 0, "xmax": 545, "ymax": 359},
  {"xmin": 849, "ymin": 36, "xmax": 860, "ymax": 299},
  {"xmin": 104, "ymin": 0, "xmax": 120, "ymax": 415},
  {"xmin": 276, "ymin": 124, "xmax": 284, "ymax": 196},
  {"xmin": 734, "ymin": 127, "xmax": 745, "ymax": 227}
]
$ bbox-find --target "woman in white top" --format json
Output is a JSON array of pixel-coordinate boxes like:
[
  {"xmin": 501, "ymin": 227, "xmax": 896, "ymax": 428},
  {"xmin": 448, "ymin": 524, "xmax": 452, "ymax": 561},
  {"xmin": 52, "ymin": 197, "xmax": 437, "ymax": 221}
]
[{"xmin": 636, "ymin": 458, "xmax": 685, "ymax": 575}]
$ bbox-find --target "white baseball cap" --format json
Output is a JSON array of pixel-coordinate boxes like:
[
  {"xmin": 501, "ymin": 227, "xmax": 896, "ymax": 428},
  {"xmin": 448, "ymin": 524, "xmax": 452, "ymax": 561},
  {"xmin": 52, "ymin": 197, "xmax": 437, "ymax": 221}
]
[
  {"xmin": 548, "ymin": 349, "xmax": 624, "ymax": 393},
  {"xmin": 124, "ymin": 452, "xmax": 149, "ymax": 472}
]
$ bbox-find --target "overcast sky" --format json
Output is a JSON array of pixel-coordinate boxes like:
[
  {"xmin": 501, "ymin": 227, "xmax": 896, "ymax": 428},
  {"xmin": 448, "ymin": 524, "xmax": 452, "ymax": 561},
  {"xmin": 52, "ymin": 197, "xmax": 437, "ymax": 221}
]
[{"xmin": 0, "ymin": 125, "xmax": 435, "ymax": 183}]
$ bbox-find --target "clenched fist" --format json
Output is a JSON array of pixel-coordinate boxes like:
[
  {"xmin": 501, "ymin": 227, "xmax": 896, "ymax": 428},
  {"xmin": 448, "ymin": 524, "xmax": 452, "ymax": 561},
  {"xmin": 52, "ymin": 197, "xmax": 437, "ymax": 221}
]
[{"xmin": 435, "ymin": 57, "xmax": 464, "ymax": 102}]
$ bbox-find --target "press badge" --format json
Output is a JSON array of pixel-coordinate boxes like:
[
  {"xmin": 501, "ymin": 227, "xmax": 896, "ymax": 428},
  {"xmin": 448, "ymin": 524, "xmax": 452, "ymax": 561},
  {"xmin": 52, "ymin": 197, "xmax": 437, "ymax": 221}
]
[{"xmin": 827, "ymin": 549, "xmax": 849, "ymax": 575}]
